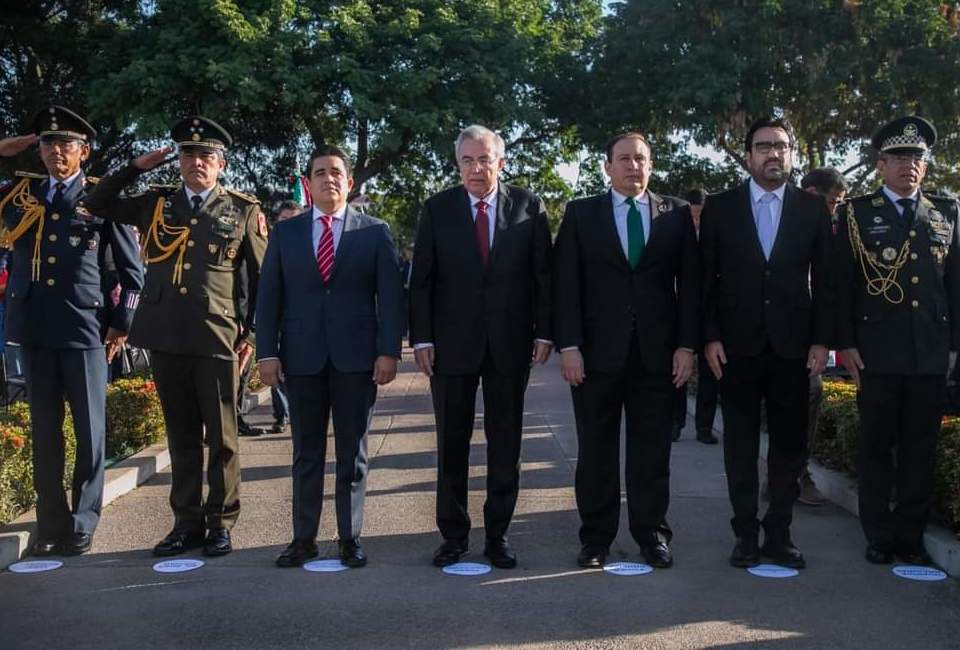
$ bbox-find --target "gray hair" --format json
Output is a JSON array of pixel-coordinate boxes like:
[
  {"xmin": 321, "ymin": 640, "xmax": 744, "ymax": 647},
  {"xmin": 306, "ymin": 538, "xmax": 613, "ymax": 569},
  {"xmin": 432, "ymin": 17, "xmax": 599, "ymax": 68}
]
[{"xmin": 454, "ymin": 125, "xmax": 505, "ymax": 160}]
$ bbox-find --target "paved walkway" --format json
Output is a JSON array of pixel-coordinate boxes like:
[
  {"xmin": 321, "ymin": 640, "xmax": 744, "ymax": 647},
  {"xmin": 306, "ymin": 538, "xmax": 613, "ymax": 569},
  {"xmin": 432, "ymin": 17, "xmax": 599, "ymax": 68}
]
[{"xmin": 1, "ymin": 352, "xmax": 958, "ymax": 649}]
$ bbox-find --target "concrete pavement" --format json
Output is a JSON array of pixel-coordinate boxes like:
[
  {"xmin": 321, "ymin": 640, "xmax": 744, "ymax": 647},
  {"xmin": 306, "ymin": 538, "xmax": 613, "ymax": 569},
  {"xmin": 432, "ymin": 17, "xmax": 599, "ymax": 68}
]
[{"xmin": 1, "ymin": 352, "xmax": 958, "ymax": 649}]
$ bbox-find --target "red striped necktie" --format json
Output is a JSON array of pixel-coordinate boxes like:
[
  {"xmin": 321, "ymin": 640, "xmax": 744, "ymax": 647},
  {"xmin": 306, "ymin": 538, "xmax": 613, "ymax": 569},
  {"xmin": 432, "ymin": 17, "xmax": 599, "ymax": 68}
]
[{"xmin": 316, "ymin": 213, "xmax": 335, "ymax": 282}]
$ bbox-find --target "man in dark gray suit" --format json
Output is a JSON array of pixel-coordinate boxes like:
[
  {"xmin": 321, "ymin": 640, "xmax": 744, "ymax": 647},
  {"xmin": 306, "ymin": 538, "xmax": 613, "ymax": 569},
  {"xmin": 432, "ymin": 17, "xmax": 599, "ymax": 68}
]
[{"xmin": 256, "ymin": 145, "xmax": 403, "ymax": 568}]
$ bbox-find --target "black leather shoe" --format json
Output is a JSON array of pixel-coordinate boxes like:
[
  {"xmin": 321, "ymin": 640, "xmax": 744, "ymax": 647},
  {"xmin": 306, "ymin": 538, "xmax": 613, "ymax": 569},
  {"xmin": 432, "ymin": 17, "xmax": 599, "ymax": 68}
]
[
  {"xmin": 31, "ymin": 538, "xmax": 60, "ymax": 557},
  {"xmin": 895, "ymin": 545, "xmax": 933, "ymax": 566},
  {"xmin": 865, "ymin": 542, "xmax": 894, "ymax": 565},
  {"xmin": 153, "ymin": 529, "xmax": 205, "ymax": 557},
  {"xmin": 203, "ymin": 528, "xmax": 232, "ymax": 557},
  {"xmin": 340, "ymin": 539, "xmax": 368, "ymax": 568},
  {"xmin": 432, "ymin": 538, "xmax": 468, "ymax": 567},
  {"xmin": 483, "ymin": 539, "xmax": 517, "ymax": 569},
  {"xmin": 62, "ymin": 532, "xmax": 93, "ymax": 556},
  {"xmin": 730, "ymin": 536, "xmax": 760, "ymax": 568},
  {"xmin": 696, "ymin": 429, "xmax": 719, "ymax": 444},
  {"xmin": 760, "ymin": 535, "xmax": 806, "ymax": 569},
  {"xmin": 640, "ymin": 541, "xmax": 673, "ymax": 568},
  {"xmin": 238, "ymin": 421, "xmax": 265, "ymax": 437},
  {"xmin": 577, "ymin": 544, "xmax": 609, "ymax": 568},
  {"xmin": 269, "ymin": 420, "xmax": 288, "ymax": 434},
  {"xmin": 276, "ymin": 539, "xmax": 318, "ymax": 568}
]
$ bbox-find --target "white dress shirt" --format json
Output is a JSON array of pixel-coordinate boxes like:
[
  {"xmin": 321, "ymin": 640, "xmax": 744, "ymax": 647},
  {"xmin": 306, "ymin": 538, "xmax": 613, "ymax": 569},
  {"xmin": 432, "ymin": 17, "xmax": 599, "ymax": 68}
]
[
  {"xmin": 749, "ymin": 178, "xmax": 786, "ymax": 244},
  {"xmin": 882, "ymin": 186, "xmax": 920, "ymax": 215},
  {"xmin": 312, "ymin": 204, "xmax": 347, "ymax": 254},
  {"xmin": 45, "ymin": 170, "xmax": 82, "ymax": 202},
  {"xmin": 610, "ymin": 188, "xmax": 651, "ymax": 258},
  {"xmin": 185, "ymin": 185, "xmax": 214, "ymax": 210}
]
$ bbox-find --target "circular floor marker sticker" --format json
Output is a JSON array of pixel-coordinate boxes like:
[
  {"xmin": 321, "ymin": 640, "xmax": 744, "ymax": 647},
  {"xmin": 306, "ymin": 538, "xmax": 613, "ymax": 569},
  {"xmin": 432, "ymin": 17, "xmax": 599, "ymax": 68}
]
[
  {"xmin": 892, "ymin": 565, "xmax": 947, "ymax": 582},
  {"xmin": 442, "ymin": 562, "xmax": 492, "ymax": 576},
  {"xmin": 8, "ymin": 560, "xmax": 63, "ymax": 574},
  {"xmin": 153, "ymin": 558, "xmax": 205, "ymax": 574},
  {"xmin": 603, "ymin": 562, "xmax": 654, "ymax": 576},
  {"xmin": 747, "ymin": 564, "xmax": 799, "ymax": 579},
  {"xmin": 303, "ymin": 559, "xmax": 348, "ymax": 573}
]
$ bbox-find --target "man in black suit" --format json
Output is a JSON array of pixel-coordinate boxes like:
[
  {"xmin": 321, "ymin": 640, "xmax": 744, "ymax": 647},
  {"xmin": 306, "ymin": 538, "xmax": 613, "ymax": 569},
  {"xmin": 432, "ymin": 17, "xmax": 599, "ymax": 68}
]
[
  {"xmin": 701, "ymin": 118, "xmax": 833, "ymax": 569},
  {"xmin": 553, "ymin": 132, "xmax": 699, "ymax": 569},
  {"xmin": 257, "ymin": 145, "xmax": 403, "ymax": 568},
  {"xmin": 410, "ymin": 125, "xmax": 552, "ymax": 569}
]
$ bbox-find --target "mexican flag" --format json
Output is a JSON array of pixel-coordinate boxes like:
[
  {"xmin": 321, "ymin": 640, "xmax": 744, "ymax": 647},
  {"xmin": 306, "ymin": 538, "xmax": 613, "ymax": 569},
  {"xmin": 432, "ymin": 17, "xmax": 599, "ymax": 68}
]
[{"xmin": 290, "ymin": 174, "xmax": 312, "ymax": 207}]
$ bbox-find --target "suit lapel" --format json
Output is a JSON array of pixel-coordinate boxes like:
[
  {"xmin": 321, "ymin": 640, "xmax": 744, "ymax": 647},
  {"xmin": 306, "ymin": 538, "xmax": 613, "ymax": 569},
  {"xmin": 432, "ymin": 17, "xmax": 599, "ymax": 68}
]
[
  {"xmin": 645, "ymin": 190, "xmax": 668, "ymax": 248},
  {"xmin": 488, "ymin": 183, "xmax": 512, "ymax": 268},
  {"xmin": 294, "ymin": 210, "xmax": 316, "ymax": 273},
  {"xmin": 767, "ymin": 184, "xmax": 794, "ymax": 263},
  {"xmin": 601, "ymin": 190, "xmax": 631, "ymax": 269},
  {"xmin": 329, "ymin": 206, "xmax": 359, "ymax": 281},
  {"xmin": 458, "ymin": 186, "xmax": 486, "ymax": 269},
  {"xmin": 739, "ymin": 182, "xmax": 767, "ymax": 264}
]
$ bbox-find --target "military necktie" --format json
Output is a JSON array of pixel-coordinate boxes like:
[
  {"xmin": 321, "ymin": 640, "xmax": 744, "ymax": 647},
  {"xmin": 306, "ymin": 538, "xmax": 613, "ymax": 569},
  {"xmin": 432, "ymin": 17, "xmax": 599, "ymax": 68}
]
[
  {"xmin": 316, "ymin": 213, "xmax": 335, "ymax": 283},
  {"xmin": 51, "ymin": 182, "xmax": 65, "ymax": 206},
  {"xmin": 626, "ymin": 196, "xmax": 645, "ymax": 268},
  {"xmin": 191, "ymin": 195, "xmax": 203, "ymax": 214},
  {"xmin": 475, "ymin": 200, "xmax": 490, "ymax": 266},
  {"xmin": 897, "ymin": 198, "xmax": 916, "ymax": 226}
]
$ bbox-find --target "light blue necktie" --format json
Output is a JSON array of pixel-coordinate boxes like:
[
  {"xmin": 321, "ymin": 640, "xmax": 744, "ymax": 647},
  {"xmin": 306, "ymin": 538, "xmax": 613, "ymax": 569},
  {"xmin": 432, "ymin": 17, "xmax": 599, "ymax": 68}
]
[{"xmin": 757, "ymin": 192, "xmax": 777, "ymax": 260}]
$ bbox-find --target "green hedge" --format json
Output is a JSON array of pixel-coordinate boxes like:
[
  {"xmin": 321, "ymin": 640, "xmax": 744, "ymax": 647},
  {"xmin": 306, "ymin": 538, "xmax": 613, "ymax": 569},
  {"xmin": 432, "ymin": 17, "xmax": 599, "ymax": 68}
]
[
  {"xmin": 815, "ymin": 379, "xmax": 960, "ymax": 534},
  {"xmin": 0, "ymin": 376, "xmax": 165, "ymax": 526}
]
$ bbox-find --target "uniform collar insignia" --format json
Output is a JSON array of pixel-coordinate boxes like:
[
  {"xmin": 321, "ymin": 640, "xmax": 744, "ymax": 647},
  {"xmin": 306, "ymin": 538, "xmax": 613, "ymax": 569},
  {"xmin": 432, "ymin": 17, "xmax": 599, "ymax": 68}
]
[{"xmin": 871, "ymin": 196, "xmax": 885, "ymax": 207}]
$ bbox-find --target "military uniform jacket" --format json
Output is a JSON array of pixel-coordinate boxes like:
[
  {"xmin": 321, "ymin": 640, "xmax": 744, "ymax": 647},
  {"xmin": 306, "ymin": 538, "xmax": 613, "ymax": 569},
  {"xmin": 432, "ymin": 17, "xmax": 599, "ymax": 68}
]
[
  {"xmin": 80, "ymin": 164, "xmax": 267, "ymax": 359},
  {"xmin": 0, "ymin": 172, "xmax": 143, "ymax": 349},
  {"xmin": 835, "ymin": 188, "xmax": 960, "ymax": 375}
]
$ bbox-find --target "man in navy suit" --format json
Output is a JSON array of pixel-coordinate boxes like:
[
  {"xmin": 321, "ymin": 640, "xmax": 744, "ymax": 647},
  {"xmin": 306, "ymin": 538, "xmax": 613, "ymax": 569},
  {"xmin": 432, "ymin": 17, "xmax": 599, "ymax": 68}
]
[
  {"xmin": 0, "ymin": 108, "xmax": 143, "ymax": 556},
  {"xmin": 256, "ymin": 145, "xmax": 403, "ymax": 568}
]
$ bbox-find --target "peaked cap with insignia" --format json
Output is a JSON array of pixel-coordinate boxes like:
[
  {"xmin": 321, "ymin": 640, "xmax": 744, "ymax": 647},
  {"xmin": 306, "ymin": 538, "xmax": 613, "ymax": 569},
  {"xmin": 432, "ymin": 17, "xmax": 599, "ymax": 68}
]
[
  {"xmin": 172, "ymin": 115, "xmax": 232, "ymax": 151},
  {"xmin": 32, "ymin": 105, "xmax": 97, "ymax": 142},
  {"xmin": 871, "ymin": 116, "xmax": 937, "ymax": 155}
]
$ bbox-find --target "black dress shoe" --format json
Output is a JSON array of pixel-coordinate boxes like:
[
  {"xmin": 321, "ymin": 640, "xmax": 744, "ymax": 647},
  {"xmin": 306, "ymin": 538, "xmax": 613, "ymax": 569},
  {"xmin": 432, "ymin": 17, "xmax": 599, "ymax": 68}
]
[
  {"xmin": 432, "ymin": 538, "xmax": 468, "ymax": 567},
  {"xmin": 577, "ymin": 545, "xmax": 609, "ymax": 568},
  {"xmin": 62, "ymin": 532, "xmax": 93, "ymax": 556},
  {"xmin": 31, "ymin": 538, "xmax": 60, "ymax": 557},
  {"xmin": 340, "ymin": 539, "xmax": 368, "ymax": 568},
  {"xmin": 483, "ymin": 539, "xmax": 517, "ymax": 569},
  {"xmin": 729, "ymin": 536, "xmax": 760, "ymax": 568},
  {"xmin": 895, "ymin": 545, "xmax": 933, "ymax": 566},
  {"xmin": 696, "ymin": 429, "xmax": 719, "ymax": 444},
  {"xmin": 760, "ymin": 535, "xmax": 806, "ymax": 569},
  {"xmin": 640, "ymin": 541, "xmax": 673, "ymax": 568},
  {"xmin": 203, "ymin": 528, "xmax": 232, "ymax": 557},
  {"xmin": 865, "ymin": 542, "xmax": 894, "ymax": 565},
  {"xmin": 153, "ymin": 529, "xmax": 205, "ymax": 557},
  {"xmin": 269, "ymin": 420, "xmax": 288, "ymax": 434},
  {"xmin": 276, "ymin": 539, "xmax": 318, "ymax": 568},
  {"xmin": 238, "ymin": 421, "xmax": 265, "ymax": 437}
]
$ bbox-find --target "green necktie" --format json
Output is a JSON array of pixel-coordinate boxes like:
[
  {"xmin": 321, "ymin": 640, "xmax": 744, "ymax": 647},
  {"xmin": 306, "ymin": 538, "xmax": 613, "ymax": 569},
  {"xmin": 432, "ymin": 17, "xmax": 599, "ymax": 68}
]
[{"xmin": 626, "ymin": 196, "xmax": 645, "ymax": 268}]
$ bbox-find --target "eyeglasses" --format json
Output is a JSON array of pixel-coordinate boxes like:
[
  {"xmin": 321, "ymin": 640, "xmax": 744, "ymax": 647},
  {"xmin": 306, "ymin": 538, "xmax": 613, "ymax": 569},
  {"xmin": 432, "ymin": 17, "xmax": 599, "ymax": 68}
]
[
  {"xmin": 752, "ymin": 141, "xmax": 792, "ymax": 154},
  {"xmin": 458, "ymin": 156, "xmax": 498, "ymax": 168}
]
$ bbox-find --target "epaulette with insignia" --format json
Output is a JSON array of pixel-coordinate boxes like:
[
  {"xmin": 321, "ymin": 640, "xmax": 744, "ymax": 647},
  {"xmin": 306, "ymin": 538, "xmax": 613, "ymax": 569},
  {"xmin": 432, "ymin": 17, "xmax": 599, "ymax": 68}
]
[
  {"xmin": 146, "ymin": 184, "xmax": 179, "ymax": 196},
  {"xmin": 14, "ymin": 170, "xmax": 46, "ymax": 179},
  {"xmin": 224, "ymin": 187, "xmax": 260, "ymax": 204}
]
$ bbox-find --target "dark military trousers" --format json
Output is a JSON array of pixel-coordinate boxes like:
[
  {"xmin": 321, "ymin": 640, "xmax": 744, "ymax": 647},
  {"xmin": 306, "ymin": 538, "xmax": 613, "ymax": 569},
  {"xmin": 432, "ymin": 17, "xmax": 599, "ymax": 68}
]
[
  {"xmin": 285, "ymin": 366, "xmax": 376, "ymax": 542},
  {"xmin": 150, "ymin": 351, "xmax": 240, "ymax": 532},
  {"xmin": 857, "ymin": 372, "xmax": 944, "ymax": 550},
  {"xmin": 719, "ymin": 348, "xmax": 808, "ymax": 539},
  {"xmin": 23, "ymin": 347, "xmax": 107, "ymax": 539}
]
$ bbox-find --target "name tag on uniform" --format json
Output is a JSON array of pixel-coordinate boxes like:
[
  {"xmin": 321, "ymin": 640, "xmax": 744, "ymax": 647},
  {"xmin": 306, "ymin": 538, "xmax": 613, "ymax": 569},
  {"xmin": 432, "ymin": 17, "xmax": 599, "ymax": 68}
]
[{"xmin": 866, "ymin": 225, "xmax": 891, "ymax": 235}]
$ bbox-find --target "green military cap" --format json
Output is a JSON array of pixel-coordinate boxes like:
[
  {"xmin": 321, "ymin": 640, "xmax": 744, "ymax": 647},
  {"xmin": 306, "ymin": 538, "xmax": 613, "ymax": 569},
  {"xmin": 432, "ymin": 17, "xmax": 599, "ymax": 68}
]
[
  {"xmin": 172, "ymin": 115, "xmax": 232, "ymax": 152},
  {"xmin": 32, "ymin": 105, "xmax": 97, "ymax": 143},
  {"xmin": 871, "ymin": 116, "xmax": 937, "ymax": 155}
]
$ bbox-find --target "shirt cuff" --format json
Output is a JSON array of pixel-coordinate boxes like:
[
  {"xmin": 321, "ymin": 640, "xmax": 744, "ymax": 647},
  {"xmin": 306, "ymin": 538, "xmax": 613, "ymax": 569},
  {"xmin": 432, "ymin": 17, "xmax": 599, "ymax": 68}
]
[
  {"xmin": 258, "ymin": 356, "xmax": 279, "ymax": 362},
  {"xmin": 413, "ymin": 343, "xmax": 434, "ymax": 350},
  {"xmin": 535, "ymin": 339, "xmax": 553, "ymax": 346},
  {"xmin": 560, "ymin": 346, "xmax": 579, "ymax": 352}
]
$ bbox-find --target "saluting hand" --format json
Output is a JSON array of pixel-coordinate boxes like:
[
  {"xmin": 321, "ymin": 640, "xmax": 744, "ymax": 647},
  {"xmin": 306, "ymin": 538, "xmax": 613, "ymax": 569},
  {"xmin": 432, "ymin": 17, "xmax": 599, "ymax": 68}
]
[
  {"xmin": 133, "ymin": 146, "xmax": 176, "ymax": 171},
  {"xmin": 373, "ymin": 355, "xmax": 398, "ymax": 385},
  {"xmin": 0, "ymin": 134, "xmax": 37, "ymax": 157}
]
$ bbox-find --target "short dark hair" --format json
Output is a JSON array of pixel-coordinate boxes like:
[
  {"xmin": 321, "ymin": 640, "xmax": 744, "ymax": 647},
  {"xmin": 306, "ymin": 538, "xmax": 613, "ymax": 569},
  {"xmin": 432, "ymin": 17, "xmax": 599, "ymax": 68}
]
[
  {"xmin": 605, "ymin": 132, "xmax": 651, "ymax": 162},
  {"xmin": 684, "ymin": 188, "xmax": 707, "ymax": 205},
  {"xmin": 277, "ymin": 199, "xmax": 302, "ymax": 213},
  {"xmin": 306, "ymin": 144, "xmax": 353, "ymax": 177},
  {"xmin": 744, "ymin": 118, "xmax": 796, "ymax": 152},
  {"xmin": 800, "ymin": 167, "xmax": 848, "ymax": 194}
]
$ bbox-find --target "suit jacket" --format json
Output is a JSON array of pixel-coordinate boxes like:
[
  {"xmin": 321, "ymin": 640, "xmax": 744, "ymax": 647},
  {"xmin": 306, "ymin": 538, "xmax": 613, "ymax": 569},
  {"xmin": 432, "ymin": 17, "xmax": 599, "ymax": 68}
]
[
  {"xmin": 553, "ymin": 190, "xmax": 699, "ymax": 374},
  {"xmin": 255, "ymin": 207, "xmax": 403, "ymax": 375},
  {"xmin": 81, "ymin": 164, "xmax": 266, "ymax": 359},
  {"xmin": 700, "ymin": 181, "xmax": 833, "ymax": 359},
  {"xmin": 1, "ymin": 173, "xmax": 143, "ymax": 349},
  {"xmin": 835, "ymin": 188, "xmax": 960, "ymax": 375},
  {"xmin": 409, "ymin": 183, "xmax": 552, "ymax": 376}
]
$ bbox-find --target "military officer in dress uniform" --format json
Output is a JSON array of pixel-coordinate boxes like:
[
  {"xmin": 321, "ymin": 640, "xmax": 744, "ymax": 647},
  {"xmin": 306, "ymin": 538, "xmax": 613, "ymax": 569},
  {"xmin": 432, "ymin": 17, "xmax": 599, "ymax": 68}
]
[
  {"xmin": 80, "ymin": 116, "xmax": 267, "ymax": 557},
  {"xmin": 0, "ymin": 106, "xmax": 143, "ymax": 556},
  {"xmin": 835, "ymin": 116, "xmax": 960, "ymax": 566}
]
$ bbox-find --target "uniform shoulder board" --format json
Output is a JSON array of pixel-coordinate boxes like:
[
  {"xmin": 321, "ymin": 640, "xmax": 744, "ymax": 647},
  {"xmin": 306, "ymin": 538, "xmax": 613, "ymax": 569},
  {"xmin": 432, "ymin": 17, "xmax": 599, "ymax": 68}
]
[
  {"xmin": 224, "ymin": 187, "xmax": 260, "ymax": 204},
  {"xmin": 147, "ymin": 183, "xmax": 179, "ymax": 194},
  {"xmin": 14, "ymin": 170, "xmax": 46, "ymax": 179}
]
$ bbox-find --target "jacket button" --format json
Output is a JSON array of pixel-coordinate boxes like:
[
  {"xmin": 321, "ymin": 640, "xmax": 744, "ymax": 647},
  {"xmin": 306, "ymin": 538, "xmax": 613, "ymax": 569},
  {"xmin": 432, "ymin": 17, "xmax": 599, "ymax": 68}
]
[
  {"xmin": 190, "ymin": 218, "xmax": 199, "ymax": 225},
  {"xmin": 764, "ymin": 299, "xmax": 771, "ymax": 305},
  {"xmin": 50, "ymin": 213, "xmax": 60, "ymax": 221},
  {"xmin": 179, "ymin": 287, "xmax": 188, "ymax": 295},
  {"xmin": 325, "ymin": 289, "xmax": 331, "ymax": 295},
  {"xmin": 47, "ymin": 256, "xmax": 56, "ymax": 264},
  {"xmin": 912, "ymin": 300, "xmax": 919, "ymax": 308},
  {"xmin": 94, "ymin": 301, "xmax": 100, "ymax": 306},
  {"xmin": 48, "ymin": 234, "xmax": 57, "ymax": 242},
  {"xmin": 765, "ymin": 270, "xmax": 771, "ymax": 277},
  {"xmin": 46, "ymin": 278, "xmax": 55, "ymax": 286},
  {"xmin": 911, "ymin": 253, "xmax": 918, "ymax": 260},
  {"xmin": 183, "ymin": 263, "xmax": 192, "ymax": 270},
  {"xmin": 863, "ymin": 316, "xmax": 868, "ymax": 321},
  {"xmin": 911, "ymin": 276, "xmax": 919, "ymax": 284},
  {"xmin": 187, "ymin": 240, "xmax": 195, "ymax": 247},
  {"xmin": 909, "ymin": 230, "xmax": 917, "ymax": 237}
]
